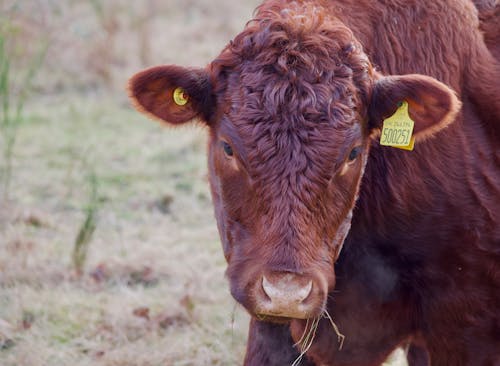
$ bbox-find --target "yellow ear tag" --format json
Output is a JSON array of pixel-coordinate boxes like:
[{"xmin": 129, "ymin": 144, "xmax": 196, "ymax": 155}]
[
  {"xmin": 173, "ymin": 87, "xmax": 189, "ymax": 106},
  {"xmin": 380, "ymin": 101, "xmax": 415, "ymax": 151}
]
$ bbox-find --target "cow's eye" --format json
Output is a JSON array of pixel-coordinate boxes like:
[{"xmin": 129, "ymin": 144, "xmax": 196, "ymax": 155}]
[
  {"xmin": 348, "ymin": 146, "xmax": 362, "ymax": 162},
  {"xmin": 222, "ymin": 141, "xmax": 234, "ymax": 157}
]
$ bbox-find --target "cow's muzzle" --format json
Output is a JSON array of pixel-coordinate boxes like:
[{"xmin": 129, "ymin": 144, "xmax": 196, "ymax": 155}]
[{"xmin": 252, "ymin": 272, "xmax": 326, "ymax": 319}]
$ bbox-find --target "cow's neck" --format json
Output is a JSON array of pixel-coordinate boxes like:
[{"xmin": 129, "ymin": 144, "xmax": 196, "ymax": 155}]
[{"xmin": 356, "ymin": 106, "xmax": 498, "ymax": 239}]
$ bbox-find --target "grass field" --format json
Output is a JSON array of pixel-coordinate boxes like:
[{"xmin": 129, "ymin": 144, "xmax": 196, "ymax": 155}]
[{"xmin": 0, "ymin": 1, "xmax": 406, "ymax": 365}]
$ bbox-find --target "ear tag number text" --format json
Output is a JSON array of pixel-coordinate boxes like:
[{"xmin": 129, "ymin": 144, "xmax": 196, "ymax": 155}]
[{"xmin": 380, "ymin": 101, "xmax": 415, "ymax": 151}]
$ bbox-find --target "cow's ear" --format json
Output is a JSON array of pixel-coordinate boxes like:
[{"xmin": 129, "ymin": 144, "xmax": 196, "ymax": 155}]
[
  {"xmin": 368, "ymin": 74, "xmax": 461, "ymax": 141},
  {"xmin": 128, "ymin": 65, "xmax": 215, "ymax": 126}
]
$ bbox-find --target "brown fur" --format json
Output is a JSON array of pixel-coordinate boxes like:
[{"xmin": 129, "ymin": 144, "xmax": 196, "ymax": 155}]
[
  {"xmin": 129, "ymin": 0, "xmax": 500, "ymax": 365},
  {"xmin": 474, "ymin": 0, "xmax": 500, "ymax": 60}
]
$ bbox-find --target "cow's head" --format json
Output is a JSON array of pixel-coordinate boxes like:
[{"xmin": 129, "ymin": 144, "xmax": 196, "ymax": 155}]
[{"xmin": 129, "ymin": 3, "xmax": 460, "ymax": 321}]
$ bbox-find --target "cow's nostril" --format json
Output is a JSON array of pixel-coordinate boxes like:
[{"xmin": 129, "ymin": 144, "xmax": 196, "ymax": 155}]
[{"xmin": 262, "ymin": 275, "xmax": 313, "ymax": 303}]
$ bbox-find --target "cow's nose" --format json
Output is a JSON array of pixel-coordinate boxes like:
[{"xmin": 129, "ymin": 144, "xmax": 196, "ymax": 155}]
[{"xmin": 255, "ymin": 272, "xmax": 319, "ymax": 319}]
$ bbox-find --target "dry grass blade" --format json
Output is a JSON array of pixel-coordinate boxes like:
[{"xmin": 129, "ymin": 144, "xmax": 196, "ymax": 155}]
[
  {"xmin": 292, "ymin": 316, "xmax": 320, "ymax": 366},
  {"xmin": 291, "ymin": 310, "xmax": 345, "ymax": 365},
  {"xmin": 323, "ymin": 309, "xmax": 345, "ymax": 350},
  {"xmin": 293, "ymin": 318, "xmax": 310, "ymax": 347}
]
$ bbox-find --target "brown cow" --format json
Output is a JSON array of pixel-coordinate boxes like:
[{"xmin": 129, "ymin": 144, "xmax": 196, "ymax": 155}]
[
  {"xmin": 129, "ymin": 0, "xmax": 500, "ymax": 365},
  {"xmin": 246, "ymin": 6, "xmax": 500, "ymax": 366}
]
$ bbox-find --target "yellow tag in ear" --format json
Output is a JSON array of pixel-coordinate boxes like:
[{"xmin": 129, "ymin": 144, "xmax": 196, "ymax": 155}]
[
  {"xmin": 380, "ymin": 101, "xmax": 415, "ymax": 151},
  {"xmin": 173, "ymin": 87, "xmax": 189, "ymax": 106}
]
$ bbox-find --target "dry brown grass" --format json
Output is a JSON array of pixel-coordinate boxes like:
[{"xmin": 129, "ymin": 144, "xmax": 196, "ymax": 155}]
[
  {"xmin": 0, "ymin": 1, "xmax": 407, "ymax": 365},
  {"xmin": 0, "ymin": 93, "xmax": 251, "ymax": 365}
]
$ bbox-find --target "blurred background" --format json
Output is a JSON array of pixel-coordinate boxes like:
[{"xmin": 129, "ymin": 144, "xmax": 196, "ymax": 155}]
[{"xmin": 0, "ymin": 1, "xmax": 259, "ymax": 365}]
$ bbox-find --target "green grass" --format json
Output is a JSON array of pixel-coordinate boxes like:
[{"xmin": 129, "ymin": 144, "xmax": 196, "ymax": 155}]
[{"xmin": 0, "ymin": 25, "xmax": 47, "ymax": 199}]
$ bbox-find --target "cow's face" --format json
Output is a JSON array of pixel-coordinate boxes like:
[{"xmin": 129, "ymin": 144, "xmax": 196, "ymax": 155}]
[
  {"xmin": 205, "ymin": 9, "xmax": 375, "ymax": 321},
  {"xmin": 129, "ymin": 3, "xmax": 460, "ymax": 321}
]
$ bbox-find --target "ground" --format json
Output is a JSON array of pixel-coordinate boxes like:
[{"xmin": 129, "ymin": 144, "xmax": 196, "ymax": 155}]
[{"xmin": 0, "ymin": 1, "xmax": 406, "ymax": 365}]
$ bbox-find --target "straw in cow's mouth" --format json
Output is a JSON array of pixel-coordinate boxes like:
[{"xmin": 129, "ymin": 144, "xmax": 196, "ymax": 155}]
[{"xmin": 292, "ymin": 310, "xmax": 345, "ymax": 366}]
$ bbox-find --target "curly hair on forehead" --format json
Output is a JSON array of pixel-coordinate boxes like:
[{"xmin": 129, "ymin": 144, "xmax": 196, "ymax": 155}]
[
  {"xmin": 210, "ymin": 0, "xmax": 374, "ymax": 125},
  {"xmin": 204, "ymin": 1, "xmax": 377, "ymax": 230}
]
